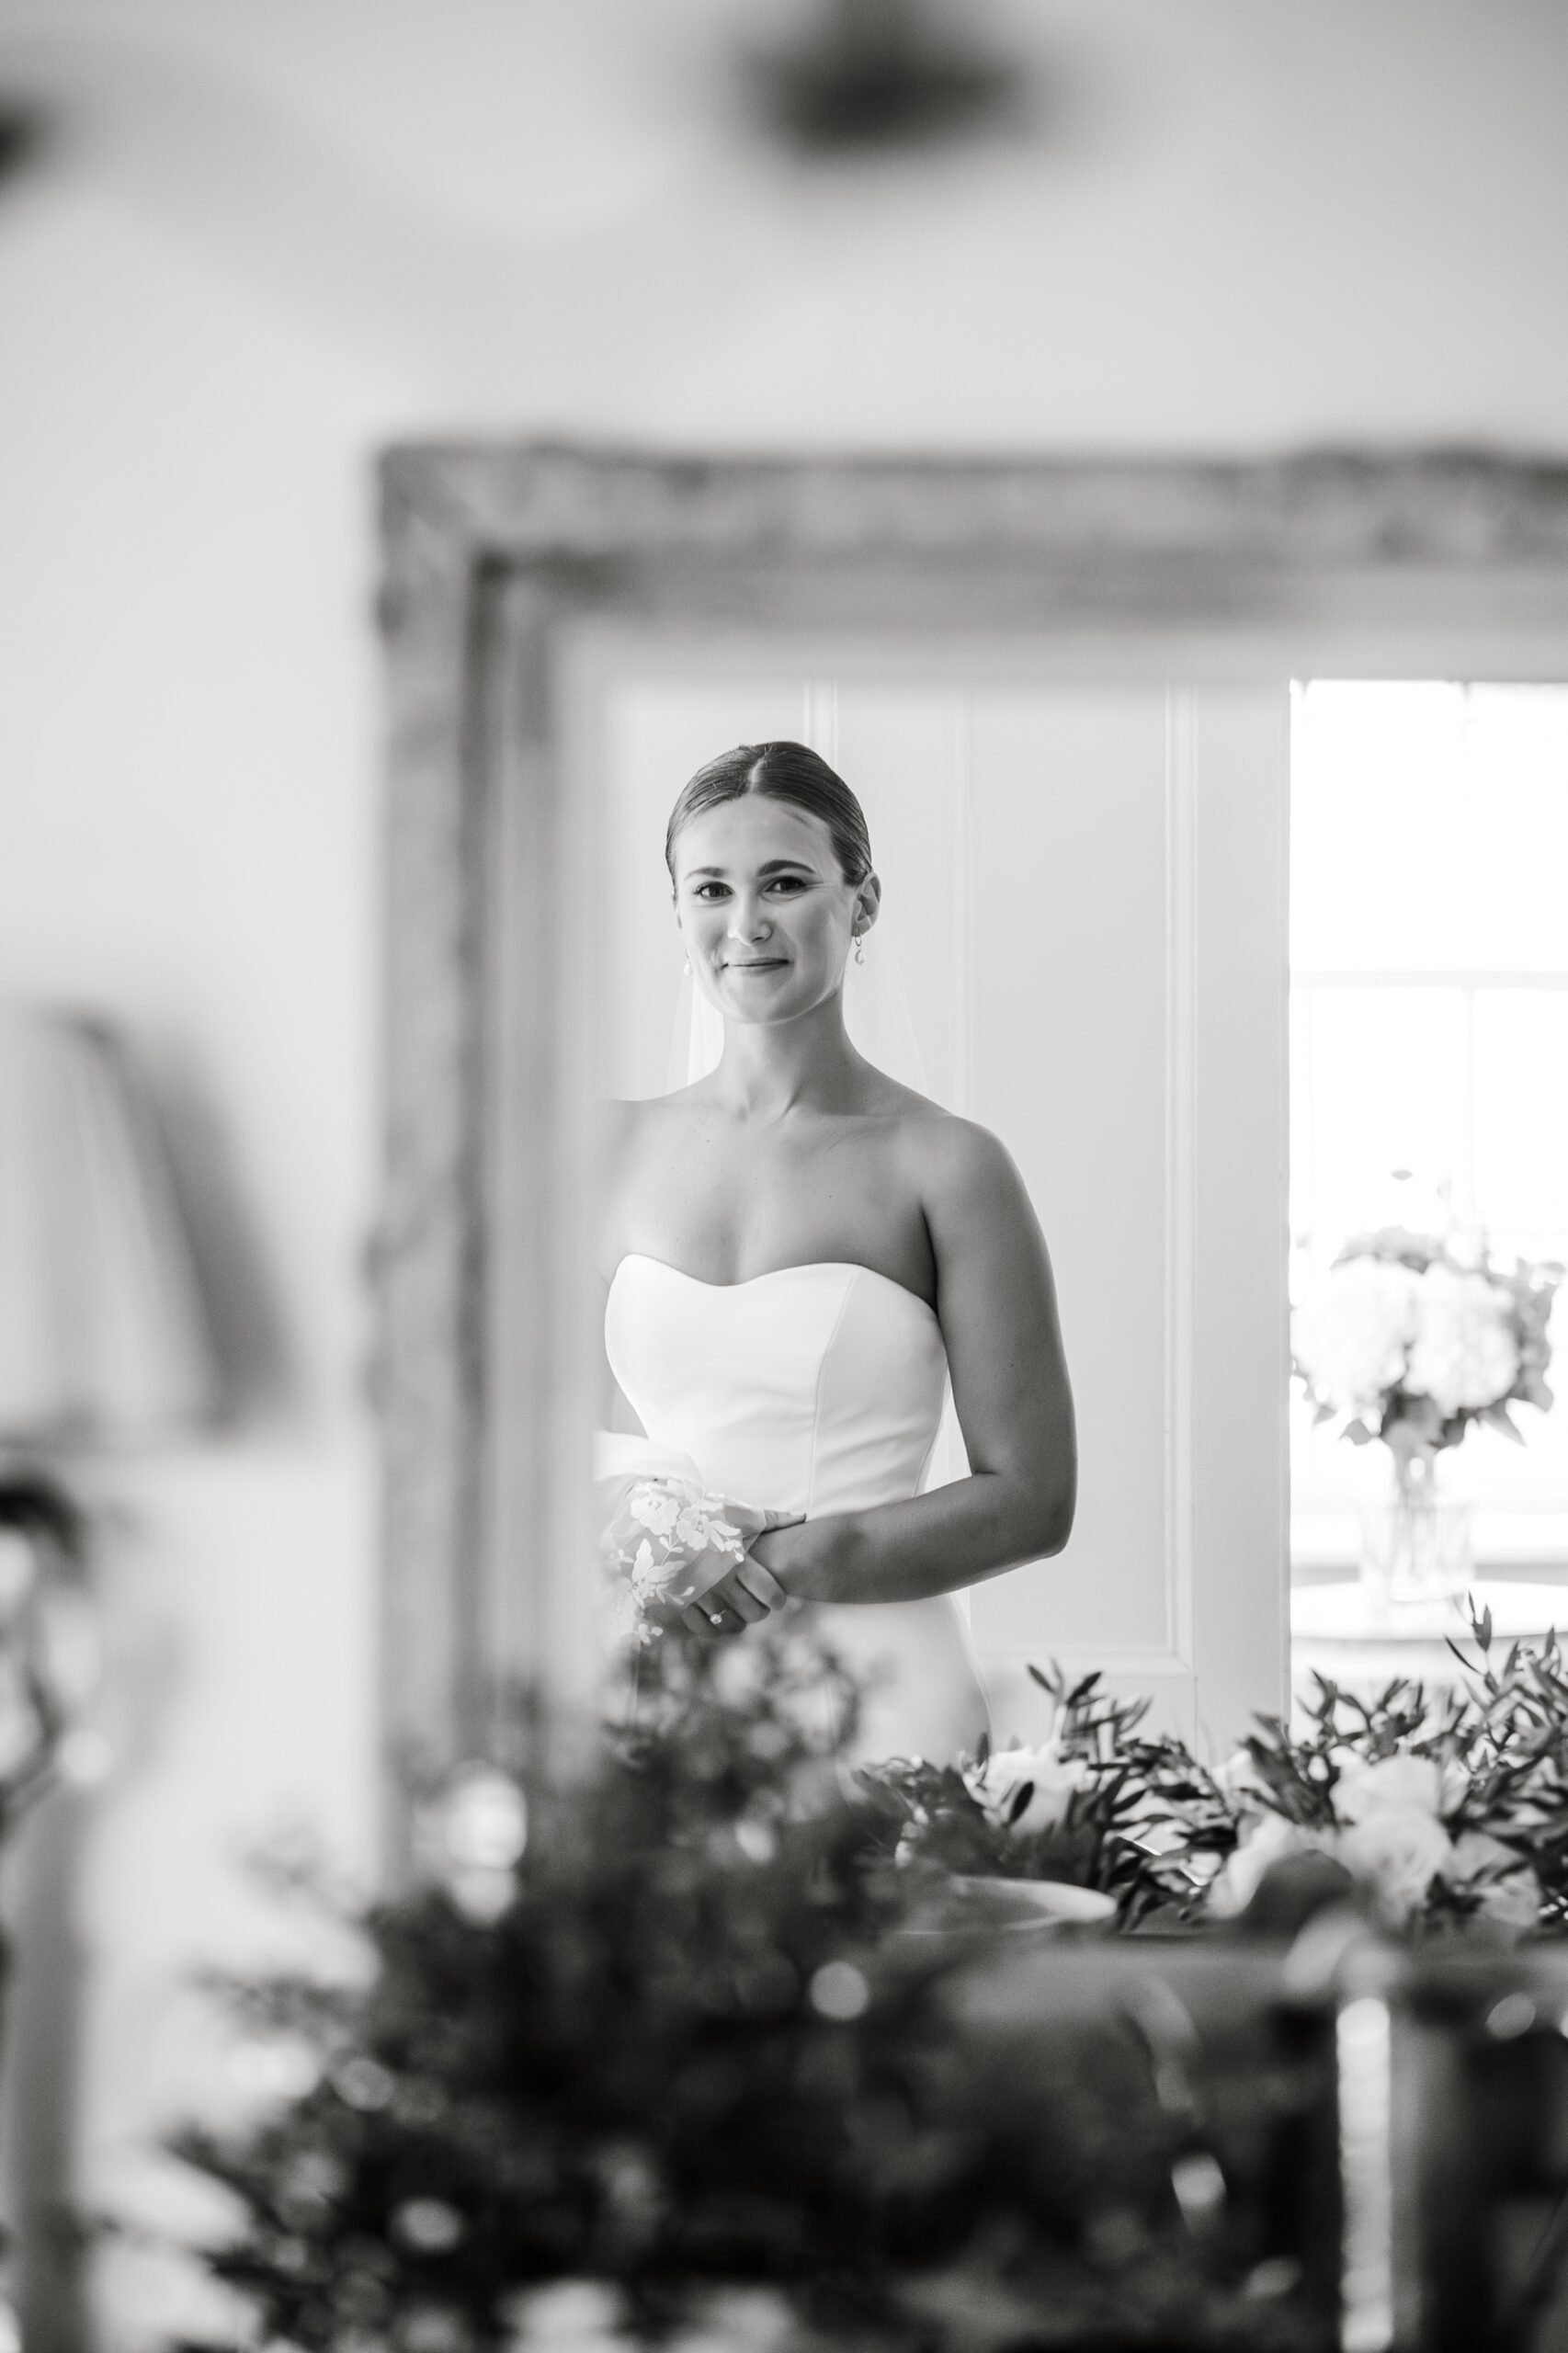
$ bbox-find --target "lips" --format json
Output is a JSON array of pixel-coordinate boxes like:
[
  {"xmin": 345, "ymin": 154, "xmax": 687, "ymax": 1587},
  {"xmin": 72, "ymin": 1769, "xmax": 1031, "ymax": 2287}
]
[{"xmin": 726, "ymin": 959, "xmax": 786, "ymax": 970}]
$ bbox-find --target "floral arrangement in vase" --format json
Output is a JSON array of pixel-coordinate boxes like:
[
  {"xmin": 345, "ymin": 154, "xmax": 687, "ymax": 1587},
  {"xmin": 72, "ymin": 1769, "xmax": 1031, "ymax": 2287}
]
[
  {"xmin": 854, "ymin": 1666, "xmax": 1219, "ymax": 1929},
  {"xmin": 1200, "ymin": 1602, "xmax": 1568, "ymax": 1938},
  {"xmin": 1290, "ymin": 1221, "xmax": 1562, "ymax": 1600}
]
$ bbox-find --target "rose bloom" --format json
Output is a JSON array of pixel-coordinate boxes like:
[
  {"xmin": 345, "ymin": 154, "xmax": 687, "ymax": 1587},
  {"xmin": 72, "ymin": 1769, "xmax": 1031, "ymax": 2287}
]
[
  {"xmin": 1292, "ymin": 1258, "xmax": 1420, "ymax": 1415},
  {"xmin": 1335, "ymin": 1804, "xmax": 1453, "ymax": 1929},
  {"xmin": 966, "ymin": 1738, "xmax": 1090, "ymax": 1835},
  {"xmin": 1209, "ymin": 1812, "xmax": 1319, "ymax": 1916},
  {"xmin": 1404, "ymin": 1264, "xmax": 1521, "ymax": 1417},
  {"xmin": 1332, "ymin": 1751, "xmax": 1443, "ymax": 1824}
]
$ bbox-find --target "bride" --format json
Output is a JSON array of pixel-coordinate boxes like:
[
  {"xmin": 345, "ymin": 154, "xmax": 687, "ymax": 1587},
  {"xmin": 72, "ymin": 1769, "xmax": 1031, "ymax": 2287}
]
[{"xmin": 597, "ymin": 740, "xmax": 1076, "ymax": 1762}]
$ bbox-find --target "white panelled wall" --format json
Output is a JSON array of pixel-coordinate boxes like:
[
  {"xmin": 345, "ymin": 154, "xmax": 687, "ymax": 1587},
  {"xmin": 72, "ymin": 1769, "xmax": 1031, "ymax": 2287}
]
[{"xmin": 596, "ymin": 667, "xmax": 1290, "ymax": 1755}]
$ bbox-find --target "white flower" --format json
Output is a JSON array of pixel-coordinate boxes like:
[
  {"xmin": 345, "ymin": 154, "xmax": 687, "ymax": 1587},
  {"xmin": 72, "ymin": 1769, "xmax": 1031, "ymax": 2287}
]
[
  {"xmin": 966, "ymin": 1738, "xmax": 1090, "ymax": 1834},
  {"xmin": 673, "ymin": 1499, "xmax": 744, "ymax": 1560},
  {"xmin": 1292, "ymin": 1258, "xmax": 1420, "ymax": 1415},
  {"xmin": 1209, "ymin": 1812, "xmax": 1317, "ymax": 1915},
  {"xmin": 1217, "ymin": 1748, "xmax": 1271, "ymax": 1811},
  {"xmin": 1333, "ymin": 1752, "xmax": 1442, "ymax": 1824},
  {"xmin": 1404, "ymin": 1264, "xmax": 1520, "ymax": 1416},
  {"xmin": 1335, "ymin": 1804, "xmax": 1453, "ymax": 1928},
  {"xmin": 628, "ymin": 1481, "xmax": 683, "ymax": 1537},
  {"xmin": 497, "ymin": 2279, "xmax": 623, "ymax": 2347},
  {"xmin": 1444, "ymin": 1829, "xmax": 1541, "ymax": 1936},
  {"xmin": 629, "ymin": 1537, "xmax": 686, "ymax": 1603}
]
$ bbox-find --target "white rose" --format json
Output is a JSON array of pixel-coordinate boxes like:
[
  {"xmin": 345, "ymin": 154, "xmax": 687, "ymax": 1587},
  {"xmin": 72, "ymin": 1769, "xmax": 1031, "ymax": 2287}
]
[
  {"xmin": 1335, "ymin": 1805, "xmax": 1453, "ymax": 1928},
  {"xmin": 967, "ymin": 1739, "xmax": 1090, "ymax": 1835},
  {"xmin": 1404, "ymin": 1264, "xmax": 1521, "ymax": 1416},
  {"xmin": 1292, "ymin": 1258, "xmax": 1420, "ymax": 1415},
  {"xmin": 1209, "ymin": 1811, "xmax": 1316, "ymax": 1916},
  {"xmin": 1333, "ymin": 1752, "xmax": 1442, "ymax": 1824},
  {"xmin": 1444, "ymin": 1829, "xmax": 1541, "ymax": 1937}
]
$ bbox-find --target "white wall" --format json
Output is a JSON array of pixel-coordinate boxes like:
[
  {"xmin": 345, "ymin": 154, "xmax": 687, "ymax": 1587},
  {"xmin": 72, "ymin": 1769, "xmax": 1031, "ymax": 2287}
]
[{"xmin": 1, "ymin": 1, "xmax": 1566, "ymax": 2338}]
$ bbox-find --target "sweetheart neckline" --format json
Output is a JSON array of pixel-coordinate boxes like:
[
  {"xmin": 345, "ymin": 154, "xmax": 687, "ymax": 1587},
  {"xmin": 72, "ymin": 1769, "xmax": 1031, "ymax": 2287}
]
[{"xmin": 609, "ymin": 1249, "xmax": 939, "ymax": 1323}]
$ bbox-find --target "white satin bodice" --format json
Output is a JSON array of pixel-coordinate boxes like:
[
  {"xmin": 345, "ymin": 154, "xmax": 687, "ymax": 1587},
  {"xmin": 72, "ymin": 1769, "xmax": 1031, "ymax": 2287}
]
[
  {"xmin": 606, "ymin": 1253, "xmax": 950, "ymax": 1518},
  {"xmin": 605, "ymin": 1252, "xmax": 990, "ymax": 1761}
]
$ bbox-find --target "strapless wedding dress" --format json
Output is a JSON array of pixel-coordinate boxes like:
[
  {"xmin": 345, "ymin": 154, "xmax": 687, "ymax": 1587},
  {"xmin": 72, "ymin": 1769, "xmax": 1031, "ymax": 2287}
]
[{"xmin": 604, "ymin": 1252, "xmax": 991, "ymax": 1762}]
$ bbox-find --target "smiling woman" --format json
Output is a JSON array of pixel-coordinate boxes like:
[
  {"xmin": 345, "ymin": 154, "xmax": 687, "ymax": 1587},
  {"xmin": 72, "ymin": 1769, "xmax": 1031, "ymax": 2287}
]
[{"xmin": 595, "ymin": 736, "xmax": 1078, "ymax": 1761}]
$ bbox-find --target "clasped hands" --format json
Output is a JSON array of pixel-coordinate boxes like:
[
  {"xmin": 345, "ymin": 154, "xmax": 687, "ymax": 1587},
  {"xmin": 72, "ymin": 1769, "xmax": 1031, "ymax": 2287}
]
[{"xmin": 597, "ymin": 1467, "xmax": 826, "ymax": 1640}]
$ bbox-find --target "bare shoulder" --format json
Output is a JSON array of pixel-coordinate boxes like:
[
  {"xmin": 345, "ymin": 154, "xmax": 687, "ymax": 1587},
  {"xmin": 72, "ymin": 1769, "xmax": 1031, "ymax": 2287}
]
[{"xmin": 889, "ymin": 1096, "xmax": 1024, "ymax": 1216}]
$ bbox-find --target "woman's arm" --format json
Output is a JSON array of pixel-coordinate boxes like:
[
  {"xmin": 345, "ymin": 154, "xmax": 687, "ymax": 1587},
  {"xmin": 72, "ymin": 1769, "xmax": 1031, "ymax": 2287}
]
[{"xmin": 758, "ymin": 1117, "xmax": 1076, "ymax": 1607}]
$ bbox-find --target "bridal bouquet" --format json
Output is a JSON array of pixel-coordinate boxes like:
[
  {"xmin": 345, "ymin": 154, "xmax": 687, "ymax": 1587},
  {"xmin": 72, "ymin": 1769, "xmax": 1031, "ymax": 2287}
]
[
  {"xmin": 1290, "ymin": 1222, "xmax": 1560, "ymax": 1464},
  {"xmin": 597, "ymin": 1472, "xmax": 751, "ymax": 1646},
  {"xmin": 595, "ymin": 1437, "xmax": 797, "ymax": 1647}
]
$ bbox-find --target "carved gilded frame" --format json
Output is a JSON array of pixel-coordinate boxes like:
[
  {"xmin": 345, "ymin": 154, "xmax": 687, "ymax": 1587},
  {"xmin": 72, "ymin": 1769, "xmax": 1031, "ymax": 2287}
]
[{"xmin": 375, "ymin": 440, "xmax": 1568, "ymax": 1866}]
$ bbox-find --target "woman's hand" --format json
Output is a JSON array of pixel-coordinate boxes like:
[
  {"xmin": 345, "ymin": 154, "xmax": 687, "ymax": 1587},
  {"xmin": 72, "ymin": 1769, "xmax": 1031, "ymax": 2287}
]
[
  {"xmin": 738, "ymin": 1512, "xmax": 856, "ymax": 1608},
  {"xmin": 676, "ymin": 1552, "xmax": 789, "ymax": 1640},
  {"xmin": 610, "ymin": 1494, "xmax": 807, "ymax": 1638}
]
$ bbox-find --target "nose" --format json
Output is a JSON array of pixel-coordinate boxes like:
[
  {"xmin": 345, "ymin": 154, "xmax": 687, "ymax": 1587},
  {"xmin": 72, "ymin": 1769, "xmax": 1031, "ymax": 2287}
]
[{"xmin": 726, "ymin": 891, "xmax": 772, "ymax": 943}]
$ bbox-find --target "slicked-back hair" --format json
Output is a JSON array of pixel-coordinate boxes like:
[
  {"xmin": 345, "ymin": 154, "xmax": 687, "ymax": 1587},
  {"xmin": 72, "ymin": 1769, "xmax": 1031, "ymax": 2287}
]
[{"xmin": 665, "ymin": 741, "xmax": 873, "ymax": 893}]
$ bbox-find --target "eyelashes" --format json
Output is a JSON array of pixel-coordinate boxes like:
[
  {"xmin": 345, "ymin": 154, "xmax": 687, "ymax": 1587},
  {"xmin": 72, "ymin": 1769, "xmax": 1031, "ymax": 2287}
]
[{"xmin": 691, "ymin": 878, "xmax": 810, "ymax": 901}]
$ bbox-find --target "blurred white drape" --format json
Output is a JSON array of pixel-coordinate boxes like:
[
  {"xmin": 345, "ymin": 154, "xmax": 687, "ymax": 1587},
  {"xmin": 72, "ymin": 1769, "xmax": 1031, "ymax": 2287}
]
[{"xmin": 0, "ymin": 1005, "xmax": 222, "ymax": 1446}]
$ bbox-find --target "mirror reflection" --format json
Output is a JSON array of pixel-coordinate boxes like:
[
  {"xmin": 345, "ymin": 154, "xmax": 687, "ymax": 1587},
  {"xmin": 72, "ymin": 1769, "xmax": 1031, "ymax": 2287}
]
[
  {"xmin": 582, "ymin": 663, "xmax": 1289, "ymax": 1764},
  {"xmin": 593, "ymin": 725, "xmax": 1076, "ymax": 1766}
]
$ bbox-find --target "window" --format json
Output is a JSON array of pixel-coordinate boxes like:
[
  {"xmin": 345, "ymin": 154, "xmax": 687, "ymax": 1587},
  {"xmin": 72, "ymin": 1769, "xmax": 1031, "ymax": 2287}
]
[{"xmin": 1290, "ymin": 680, "xmax": 1568, "ymax": 1573}]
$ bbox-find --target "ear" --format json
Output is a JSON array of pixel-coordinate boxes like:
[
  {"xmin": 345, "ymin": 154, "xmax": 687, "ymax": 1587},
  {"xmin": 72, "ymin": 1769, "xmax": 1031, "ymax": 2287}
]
[{"xmin": 856, "ymin": 872, "xmax": 882, "ymax": 929}]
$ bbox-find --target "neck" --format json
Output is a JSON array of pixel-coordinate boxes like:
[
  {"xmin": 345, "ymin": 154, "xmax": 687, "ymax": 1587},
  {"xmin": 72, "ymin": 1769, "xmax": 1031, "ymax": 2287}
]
[{"xmin": 711, "ymin": 987, "xmax": 865, "ymax": 1120}]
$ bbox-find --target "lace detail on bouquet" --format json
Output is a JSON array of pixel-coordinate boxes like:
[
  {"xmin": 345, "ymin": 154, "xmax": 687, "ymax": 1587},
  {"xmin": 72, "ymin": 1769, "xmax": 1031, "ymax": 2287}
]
[{"xmin": 599, "ymin": 1472, "xmax": 751, "ymax": 1648}]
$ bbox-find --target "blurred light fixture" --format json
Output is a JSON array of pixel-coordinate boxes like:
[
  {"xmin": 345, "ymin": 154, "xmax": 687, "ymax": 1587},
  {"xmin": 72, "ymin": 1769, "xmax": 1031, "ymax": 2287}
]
[
  {"xmin": 743, "ymin": 0, "xmax": 1026, "ymax": 155},
  {"xmin": 0, "ymin": 1004, "xmax": 222, "ymax": 1451}
]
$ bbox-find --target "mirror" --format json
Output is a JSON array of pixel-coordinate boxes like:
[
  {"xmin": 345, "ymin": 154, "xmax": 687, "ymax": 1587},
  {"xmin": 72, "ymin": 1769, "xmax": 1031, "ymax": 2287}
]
[{"xmin": 376, "ymin": 442, "xmax": 1568, "ymax": 1865}]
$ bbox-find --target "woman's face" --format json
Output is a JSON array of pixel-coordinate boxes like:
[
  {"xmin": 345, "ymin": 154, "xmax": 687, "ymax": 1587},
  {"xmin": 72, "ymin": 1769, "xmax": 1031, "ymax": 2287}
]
[{"xmin": 670, "ymin": 795, "xmax": 875, "ymax": 1027}]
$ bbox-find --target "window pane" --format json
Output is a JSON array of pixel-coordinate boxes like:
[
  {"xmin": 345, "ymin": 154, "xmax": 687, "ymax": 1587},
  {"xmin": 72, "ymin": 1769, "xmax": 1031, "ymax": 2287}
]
[
  {"xmin": 1472, "ymin": 990, "xmax": 1568, "ymax": 1234},
  {"xmin": 1290, "ymin": 681, "xmax": 1568, "ymax": 1556},
  {"xmin": 1460, "ymin": 690, "xmax": 1568, "ymax": 971},
  {"xmin": 1291, "ymin": 682, "xmax": 1470, "ymax": 971},
  {"xmin": 1298, "ymin": 984, "xmax": 1469, "ymax": 1247}
]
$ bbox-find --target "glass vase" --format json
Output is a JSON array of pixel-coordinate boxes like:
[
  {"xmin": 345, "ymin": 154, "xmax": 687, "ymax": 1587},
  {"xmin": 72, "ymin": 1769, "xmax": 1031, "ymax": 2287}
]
[{"xmin": 1358, "ymin": 1449, "xmax": 1474, "ymax": 1607}]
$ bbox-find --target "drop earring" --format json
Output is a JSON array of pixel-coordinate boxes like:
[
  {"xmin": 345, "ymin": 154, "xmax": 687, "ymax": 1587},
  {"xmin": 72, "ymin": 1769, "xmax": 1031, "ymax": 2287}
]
[
  {"xmin": 683, "ymin": 954, "xmax": 692, "ymax": 975},
  {"xmin": 853, "ymin": 934, "xmax": 866, "ymax": 966}
]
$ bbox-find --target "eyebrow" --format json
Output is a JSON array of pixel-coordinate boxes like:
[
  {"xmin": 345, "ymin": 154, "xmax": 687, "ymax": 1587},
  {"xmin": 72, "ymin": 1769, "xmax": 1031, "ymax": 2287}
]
[{"xmin": 683, "ymin": 858, "xmax": 816, "ymax": 879}]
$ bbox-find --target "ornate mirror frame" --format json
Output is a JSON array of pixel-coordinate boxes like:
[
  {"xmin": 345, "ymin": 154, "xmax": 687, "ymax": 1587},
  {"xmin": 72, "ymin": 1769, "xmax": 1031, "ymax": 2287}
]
[{"xmin": 375, "ymin": 440, "xmax": 1568, "ymax": 1868}]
